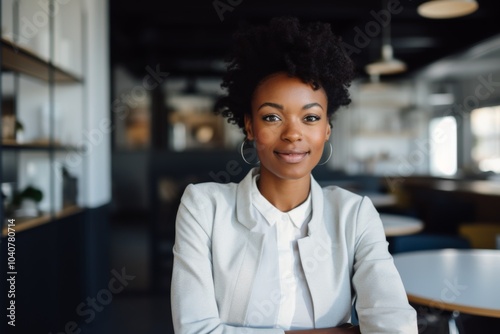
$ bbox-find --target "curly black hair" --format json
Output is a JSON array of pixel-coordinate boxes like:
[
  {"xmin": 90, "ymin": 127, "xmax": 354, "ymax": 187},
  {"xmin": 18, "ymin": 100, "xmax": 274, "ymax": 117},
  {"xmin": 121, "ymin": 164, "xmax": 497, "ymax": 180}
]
[{"xmin": 214, "ymin": 16, "xmax": 356, "ymax": 134}]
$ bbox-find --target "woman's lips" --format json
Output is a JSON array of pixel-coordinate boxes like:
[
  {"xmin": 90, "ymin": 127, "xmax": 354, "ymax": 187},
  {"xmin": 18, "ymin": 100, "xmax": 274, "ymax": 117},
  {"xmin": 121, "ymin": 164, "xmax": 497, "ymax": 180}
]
[{"xmin": 274, "ymin": 151, "xmax": 309, "ymax": 163}]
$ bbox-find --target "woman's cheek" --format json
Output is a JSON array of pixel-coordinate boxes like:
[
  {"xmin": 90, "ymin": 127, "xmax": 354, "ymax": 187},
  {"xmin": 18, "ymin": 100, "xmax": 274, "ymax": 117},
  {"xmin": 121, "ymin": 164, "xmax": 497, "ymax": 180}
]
[{"xmin": 254, "ymin": 127, "xmax": 276, "ymax": 152}]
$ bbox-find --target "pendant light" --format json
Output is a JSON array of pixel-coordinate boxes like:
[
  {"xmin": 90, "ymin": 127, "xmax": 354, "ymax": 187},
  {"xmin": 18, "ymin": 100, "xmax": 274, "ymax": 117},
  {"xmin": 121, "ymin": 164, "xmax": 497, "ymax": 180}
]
[
  {"xmin": 418, "ymin": 0, "xmax": 478, "ymax": 19},
  {"xmin": 365, "ymin": 0, "xmax": 407, "ymax": 76}
]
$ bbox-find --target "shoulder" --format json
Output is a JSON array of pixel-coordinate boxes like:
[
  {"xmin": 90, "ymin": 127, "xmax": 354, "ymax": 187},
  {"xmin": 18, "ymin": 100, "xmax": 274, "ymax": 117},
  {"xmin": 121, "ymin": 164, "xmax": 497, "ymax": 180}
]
[
  {"xmin": 321, "ymin": 185, "xmax": 363, "ymax": 208},
  {"xmin": 176, "ymin": 181, "xmax": 239, "ymax": 236},
  {"xmin": 180, "ymin": 181, "xmax": 238, "ymax": 208},
  {"xmin": 180, "ymin": 168, "xmax": 255, "ymax": 208},
  {"xmin": 321, "ymin": 185, "xmax": 378, "ymax": 221}
]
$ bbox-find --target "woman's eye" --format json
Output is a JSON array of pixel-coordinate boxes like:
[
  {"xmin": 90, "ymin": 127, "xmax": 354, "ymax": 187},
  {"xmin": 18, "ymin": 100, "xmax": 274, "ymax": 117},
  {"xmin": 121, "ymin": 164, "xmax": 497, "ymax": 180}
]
[
  {"xmin": 262, "ymin": 114, "xmax": 281, "ymax": 122},
  {"xmin": 304, "ymin": 115, "xmax": 321, "ymax": 122}
]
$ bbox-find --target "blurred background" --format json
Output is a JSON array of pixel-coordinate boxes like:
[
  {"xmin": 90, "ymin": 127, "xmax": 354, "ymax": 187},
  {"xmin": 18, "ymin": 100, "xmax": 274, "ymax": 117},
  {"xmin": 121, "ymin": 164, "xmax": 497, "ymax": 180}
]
[{"xmin": 2, "ymin": 0, "xmax": 500, "ymax": 333}]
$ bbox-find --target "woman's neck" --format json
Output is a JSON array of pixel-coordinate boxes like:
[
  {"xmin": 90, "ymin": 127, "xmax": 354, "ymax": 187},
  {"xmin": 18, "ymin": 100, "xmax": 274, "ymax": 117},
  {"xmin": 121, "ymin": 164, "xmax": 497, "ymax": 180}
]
[{"xmin": 257, "ymin": 168, "xmax": 311, "ymax": 212}]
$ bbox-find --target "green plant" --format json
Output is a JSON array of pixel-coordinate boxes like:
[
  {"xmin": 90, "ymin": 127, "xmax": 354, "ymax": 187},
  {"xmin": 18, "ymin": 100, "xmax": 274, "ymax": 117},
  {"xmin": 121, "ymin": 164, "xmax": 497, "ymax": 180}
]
[
  {"xmin": 12, "ymin": 185, "xmax": 43, "ymax": 206},
  {"xmin": 15, "ymin": 120, "xmax": 24, "ymax": 132}
]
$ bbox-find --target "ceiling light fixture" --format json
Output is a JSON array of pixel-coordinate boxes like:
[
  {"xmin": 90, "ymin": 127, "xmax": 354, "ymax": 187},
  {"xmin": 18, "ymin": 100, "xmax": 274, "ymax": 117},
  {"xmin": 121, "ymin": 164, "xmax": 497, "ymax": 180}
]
[
  {"xmin": 365, "ymin": 44, "xmax": 407, "ymax": 75},
  {"xmin": 418, "ymin": 0, "xmax": 478, "ymax": 19},
  {"xmin": 365, "ymin": 1, "xmax": 407, "ymax": 76}
]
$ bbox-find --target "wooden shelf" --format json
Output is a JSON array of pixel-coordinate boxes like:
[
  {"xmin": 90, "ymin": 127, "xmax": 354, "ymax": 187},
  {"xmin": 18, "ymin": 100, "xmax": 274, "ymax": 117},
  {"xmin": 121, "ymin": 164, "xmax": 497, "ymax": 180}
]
[
  {"xmin": 1, "ymin": 140, "xmax": 84, "ymax": 152},
  {"xmin": 1, "ymin": 38, "xmax": 82, "ymax": 83},
  {"xmin": 2, "ymin": 205, "xmax": 84, "ymax": 236}
]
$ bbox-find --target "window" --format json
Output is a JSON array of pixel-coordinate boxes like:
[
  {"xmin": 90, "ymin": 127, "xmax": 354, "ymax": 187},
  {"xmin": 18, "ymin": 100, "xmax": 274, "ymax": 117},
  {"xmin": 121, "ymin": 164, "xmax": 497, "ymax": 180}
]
[
  {"xmin": 471, "ymin": 106, "xmax": 500, "ymax": 173},
  {"xmin": 429, "ymin": 116, "xmax": 457, "ymax": 176}
]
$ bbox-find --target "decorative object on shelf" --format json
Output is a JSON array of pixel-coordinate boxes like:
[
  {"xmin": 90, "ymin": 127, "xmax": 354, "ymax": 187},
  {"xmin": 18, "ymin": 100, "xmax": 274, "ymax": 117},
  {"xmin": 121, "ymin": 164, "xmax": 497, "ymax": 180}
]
[
  {"xmin": 62, "ymin": 166, "xmax": 78, "ymax": 208},
  {"xmin": 15, "ymin": 119, "xmax": 24, "ymax": 143},
  {"xmin": 1, "ymin": 98, "xmax": 16, "ymax": 142},
  {"xmin": 1, "ymin": 114, "xmax": 15, "ymax": 141},
  {"xmin": 12, "ymin": 185, "xmax": 44, "ymax": 218},
  {"xmin": 418, "ymin": 0, "xmax": 478, "ymax": 19},
  {"xmin": 1, "ymin": 182, "xmax": 15, "ymax": 215}
]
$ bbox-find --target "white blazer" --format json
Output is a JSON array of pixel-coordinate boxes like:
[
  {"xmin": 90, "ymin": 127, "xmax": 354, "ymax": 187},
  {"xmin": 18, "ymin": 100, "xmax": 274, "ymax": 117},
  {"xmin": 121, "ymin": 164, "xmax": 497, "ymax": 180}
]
[{"xmin": 171, "ymin": 168, "xmax": 417, "ymax": 334}]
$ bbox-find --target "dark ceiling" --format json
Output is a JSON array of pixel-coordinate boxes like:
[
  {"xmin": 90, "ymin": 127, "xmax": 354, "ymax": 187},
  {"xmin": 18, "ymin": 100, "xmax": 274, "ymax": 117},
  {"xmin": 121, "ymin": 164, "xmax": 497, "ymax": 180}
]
[{"xmin": 110, "ymin": 0, "xmax": 500, "ymax": 80}]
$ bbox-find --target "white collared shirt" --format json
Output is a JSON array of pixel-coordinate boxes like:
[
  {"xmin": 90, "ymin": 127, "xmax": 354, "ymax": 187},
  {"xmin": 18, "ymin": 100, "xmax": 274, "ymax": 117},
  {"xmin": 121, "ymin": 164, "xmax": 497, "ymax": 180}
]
[{"xmin": 244, "ymin": 174, "xmax": 314, "ymax": 330}]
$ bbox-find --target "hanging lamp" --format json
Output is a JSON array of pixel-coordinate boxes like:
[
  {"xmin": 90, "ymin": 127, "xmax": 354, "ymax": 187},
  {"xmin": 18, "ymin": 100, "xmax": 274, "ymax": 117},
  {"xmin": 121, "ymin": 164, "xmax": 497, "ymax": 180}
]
[
  {"xmin": 418, "ymin": 0, "xmax": 478, "ymax": 19},
  {"xmin": 365, "ymin": 0, "xmax": 407, "ymax": 76}
]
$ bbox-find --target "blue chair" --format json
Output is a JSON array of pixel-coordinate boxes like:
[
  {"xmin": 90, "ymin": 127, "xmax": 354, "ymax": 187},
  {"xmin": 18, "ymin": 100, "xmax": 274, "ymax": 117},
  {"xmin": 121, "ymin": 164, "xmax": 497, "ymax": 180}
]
[{"xmin": 389, "ymin": 233, "xmax": 471, "ymax": 254}]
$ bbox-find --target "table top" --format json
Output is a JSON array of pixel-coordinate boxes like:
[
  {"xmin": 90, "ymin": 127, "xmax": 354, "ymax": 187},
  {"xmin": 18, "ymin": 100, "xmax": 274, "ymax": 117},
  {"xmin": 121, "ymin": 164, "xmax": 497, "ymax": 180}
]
[
  {"xmin": 393, "ymin": 249, "xmax": 500, "ymax": 318},
  {"xmin": 365, "ymin": 193, "xmax": 397, "ymax": 207},
  {"xmin": 401, "ymin": 177, "xmax": 500, "ymax": 197},
  {"xmin": 380, "ymin": 213, "xmax": 424, "ymax": 237}
]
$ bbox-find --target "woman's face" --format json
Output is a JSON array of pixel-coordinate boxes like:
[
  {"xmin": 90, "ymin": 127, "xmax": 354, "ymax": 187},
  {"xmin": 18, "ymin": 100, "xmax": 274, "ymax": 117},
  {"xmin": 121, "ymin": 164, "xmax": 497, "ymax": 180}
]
[{"xmin": 245, "ymin": 72, "xmax": 330, "ymax": 181}]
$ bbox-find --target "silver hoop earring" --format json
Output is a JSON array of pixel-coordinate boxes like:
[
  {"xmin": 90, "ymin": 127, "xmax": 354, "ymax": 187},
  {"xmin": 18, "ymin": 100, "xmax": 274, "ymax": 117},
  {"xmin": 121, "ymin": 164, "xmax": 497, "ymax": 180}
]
[
  {"xmin": 240, "ymin": 139, "xmax": 260, "ymax": 165},
  {"xmin": 317, "ymin": 142, "xmax": 333, "ymax": 166}
]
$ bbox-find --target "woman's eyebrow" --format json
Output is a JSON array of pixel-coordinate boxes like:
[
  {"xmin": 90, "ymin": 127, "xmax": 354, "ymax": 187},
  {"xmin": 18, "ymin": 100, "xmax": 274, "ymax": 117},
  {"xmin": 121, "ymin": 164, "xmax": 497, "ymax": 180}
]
[
  {"xmin": 303, "ymin": 102, "xmax": 323, "ymax": 110},
  {"xmin": 257, "ymin": 102, "xmax": 283, "ymax": 111},
  {"xmin": 258, "ymin": 102, "xmax": 324, "ymax": 111}
]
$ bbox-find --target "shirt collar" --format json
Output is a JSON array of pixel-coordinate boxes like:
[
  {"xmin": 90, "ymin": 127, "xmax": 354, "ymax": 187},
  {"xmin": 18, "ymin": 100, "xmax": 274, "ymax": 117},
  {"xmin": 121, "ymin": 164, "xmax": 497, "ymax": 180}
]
[{"xmin": 251, "ymin": 173, "xmax": 312, "ymax": 229}]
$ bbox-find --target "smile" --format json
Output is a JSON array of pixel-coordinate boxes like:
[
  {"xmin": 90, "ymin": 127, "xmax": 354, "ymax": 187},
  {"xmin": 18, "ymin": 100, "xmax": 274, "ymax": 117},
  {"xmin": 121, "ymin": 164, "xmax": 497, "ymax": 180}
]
[{"xmin": 274, "ymin": 151, "xmax": 309, "ymax": 163}]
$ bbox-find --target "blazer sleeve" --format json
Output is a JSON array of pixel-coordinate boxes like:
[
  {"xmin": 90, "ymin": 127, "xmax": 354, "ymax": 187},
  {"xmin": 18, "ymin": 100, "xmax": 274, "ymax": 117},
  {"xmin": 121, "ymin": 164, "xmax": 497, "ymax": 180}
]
[
  {"xmin": 171, "ymin": 184, "xmax": 285, "ymax": 334},
  {"xmin": 351, "ymin": 197, "xmax": 418, "ymax": 334}
]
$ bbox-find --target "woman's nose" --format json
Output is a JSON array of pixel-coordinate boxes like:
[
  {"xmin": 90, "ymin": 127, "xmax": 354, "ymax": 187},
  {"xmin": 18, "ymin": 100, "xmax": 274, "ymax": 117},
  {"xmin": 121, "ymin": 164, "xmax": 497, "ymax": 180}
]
[{"xmin": 280, "ymin": 121, "xmax": 302, "ymax": 142}]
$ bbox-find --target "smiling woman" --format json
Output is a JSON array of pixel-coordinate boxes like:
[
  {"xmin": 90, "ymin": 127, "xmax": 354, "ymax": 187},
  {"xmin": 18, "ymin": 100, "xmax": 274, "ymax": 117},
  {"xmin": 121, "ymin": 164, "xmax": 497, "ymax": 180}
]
[{"xmin": 171, "ymin": 17, "xmax": 418, "ymax": 334}]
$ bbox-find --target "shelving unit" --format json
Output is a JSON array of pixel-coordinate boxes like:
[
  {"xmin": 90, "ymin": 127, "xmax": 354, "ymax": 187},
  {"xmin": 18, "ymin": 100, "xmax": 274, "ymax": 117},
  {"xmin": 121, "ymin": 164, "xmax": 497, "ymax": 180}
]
[
  {"xmin": 0, "ymin": 1, "xmax": 93, "ymax": 332},
  {"xmin": 1, "ymin": 1, "xmax": 109, "ymax": 332},
  {"xmin": 1, "ymin": 0, "xmax": 86, "ymax": 235}
]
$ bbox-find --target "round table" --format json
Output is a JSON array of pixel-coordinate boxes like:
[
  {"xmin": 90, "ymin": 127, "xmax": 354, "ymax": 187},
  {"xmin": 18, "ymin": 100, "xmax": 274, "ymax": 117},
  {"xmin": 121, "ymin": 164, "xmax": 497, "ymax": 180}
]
[
  {"xmin": 365, "ymin": 193, "xmax": 397, "ymax": 207},
  {"xmin": 393, "ymin": 249, "xmax": 500, "ymax": 318},
  {"xmin": 380, "ymin": 213, "xmax": 424, "ymax": 237}
]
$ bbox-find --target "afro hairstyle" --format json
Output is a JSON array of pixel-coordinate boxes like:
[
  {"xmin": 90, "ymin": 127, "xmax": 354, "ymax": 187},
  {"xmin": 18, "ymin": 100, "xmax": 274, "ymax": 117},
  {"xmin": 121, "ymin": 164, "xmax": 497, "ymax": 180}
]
[{"xmin": 214, "ymin": 16, "xmax": 356, "ymax": 135}]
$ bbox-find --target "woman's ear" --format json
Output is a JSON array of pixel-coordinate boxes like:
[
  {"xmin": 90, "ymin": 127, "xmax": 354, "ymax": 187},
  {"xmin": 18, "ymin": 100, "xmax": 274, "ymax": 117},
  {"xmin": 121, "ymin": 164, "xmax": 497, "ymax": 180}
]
[
  {"xmin": 244, "ymin": 114, "xmax": 254, "ymax": 140},
  {"xmin": 325, "ymin": 123, "xmax": 332, "ymax": 141}
]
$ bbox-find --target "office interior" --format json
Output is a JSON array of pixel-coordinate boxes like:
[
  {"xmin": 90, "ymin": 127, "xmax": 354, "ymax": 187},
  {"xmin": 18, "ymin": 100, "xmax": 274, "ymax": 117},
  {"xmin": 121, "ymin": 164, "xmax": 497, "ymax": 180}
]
[{"xmin": 1, "ymin": 0, "xmax": 500, "ymax": 333}]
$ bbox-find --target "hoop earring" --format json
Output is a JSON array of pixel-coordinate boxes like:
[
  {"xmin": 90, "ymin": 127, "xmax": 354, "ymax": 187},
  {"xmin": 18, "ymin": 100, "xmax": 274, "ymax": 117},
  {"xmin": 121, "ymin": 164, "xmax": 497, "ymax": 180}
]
[
  {"xmin": 317, "ymin": 142, "xmax": 333, "ymax": 166},
  {"xmin": 240, "ymin": 139, "xmax": 260, "ymax": 165}
]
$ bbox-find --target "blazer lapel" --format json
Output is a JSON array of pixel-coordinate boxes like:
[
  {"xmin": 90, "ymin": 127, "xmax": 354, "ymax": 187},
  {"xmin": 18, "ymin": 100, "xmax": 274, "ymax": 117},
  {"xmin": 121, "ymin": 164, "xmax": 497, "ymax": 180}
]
[
  {"xmin": 226, "ymin": 168, "xmax": 266, "ymax": 324},
  {"xmin": 298, "ymin": 176, "xmax": 337, "ymax": 328}
]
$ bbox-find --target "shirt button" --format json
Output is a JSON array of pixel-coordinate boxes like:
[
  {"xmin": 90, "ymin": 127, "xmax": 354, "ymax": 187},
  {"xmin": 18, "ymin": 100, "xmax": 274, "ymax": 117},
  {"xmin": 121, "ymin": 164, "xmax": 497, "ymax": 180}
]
[{"xmin": 282, "ymin": 215, "xmax": 288, "ymax": 222}]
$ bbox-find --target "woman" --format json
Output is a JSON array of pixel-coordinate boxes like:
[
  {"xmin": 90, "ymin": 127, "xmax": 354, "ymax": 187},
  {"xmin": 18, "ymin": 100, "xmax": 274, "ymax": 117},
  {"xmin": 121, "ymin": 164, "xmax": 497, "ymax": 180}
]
[{"xmin": 171, "ymin": 17, "xmax": 418, "ymax": 333}]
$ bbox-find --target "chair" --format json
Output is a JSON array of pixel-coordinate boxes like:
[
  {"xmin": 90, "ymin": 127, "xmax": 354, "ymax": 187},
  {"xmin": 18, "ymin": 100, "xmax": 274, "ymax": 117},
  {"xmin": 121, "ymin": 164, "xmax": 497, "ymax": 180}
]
[
  {"xmin": 459, "ymin": 223, "xmax": 500, "ymax": 249},
  {"xmin": 388, "ymin": 233, "xmax": 471, "ymax": 254}
]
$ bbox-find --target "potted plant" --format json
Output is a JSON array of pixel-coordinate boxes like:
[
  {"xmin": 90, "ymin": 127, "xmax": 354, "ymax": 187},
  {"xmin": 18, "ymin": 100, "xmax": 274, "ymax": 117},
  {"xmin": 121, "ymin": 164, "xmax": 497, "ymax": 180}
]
[{"xmin": 12, "ymin": 185, "xmax": 43, "ymax": 217}]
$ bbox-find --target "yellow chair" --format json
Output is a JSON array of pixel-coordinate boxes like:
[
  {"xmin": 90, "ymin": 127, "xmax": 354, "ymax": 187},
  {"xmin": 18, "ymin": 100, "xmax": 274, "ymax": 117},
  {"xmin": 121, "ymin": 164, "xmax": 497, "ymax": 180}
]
[{"xmin": 459, "ymin": 223, "xmax": 500, "ymax": 249}]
